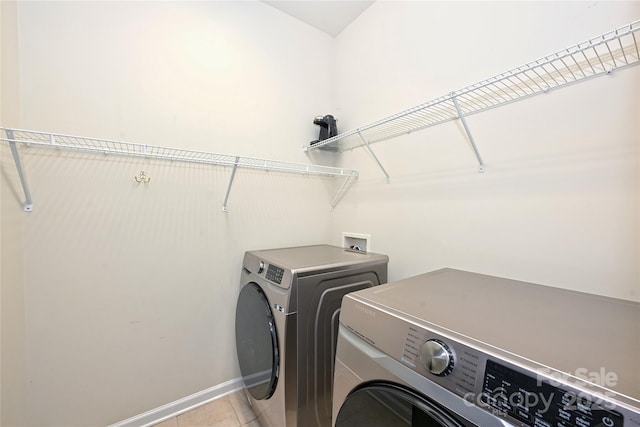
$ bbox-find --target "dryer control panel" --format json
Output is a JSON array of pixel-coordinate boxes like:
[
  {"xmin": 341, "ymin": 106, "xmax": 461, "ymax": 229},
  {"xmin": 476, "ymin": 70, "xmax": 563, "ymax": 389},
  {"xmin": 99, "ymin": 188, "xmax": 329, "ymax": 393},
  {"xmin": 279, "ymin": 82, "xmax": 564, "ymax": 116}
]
[{"xmin": 266, "ymin": 264, "xmax": 284, "ymax": 284}]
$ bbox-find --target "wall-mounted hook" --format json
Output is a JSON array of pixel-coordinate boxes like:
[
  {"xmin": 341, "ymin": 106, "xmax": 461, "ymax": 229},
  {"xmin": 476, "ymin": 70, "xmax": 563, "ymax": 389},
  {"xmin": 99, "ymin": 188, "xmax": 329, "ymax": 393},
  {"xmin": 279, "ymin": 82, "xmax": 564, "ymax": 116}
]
[{"xmin": 134, "ymin": 170, "xmax": 151, "ymax": 184}]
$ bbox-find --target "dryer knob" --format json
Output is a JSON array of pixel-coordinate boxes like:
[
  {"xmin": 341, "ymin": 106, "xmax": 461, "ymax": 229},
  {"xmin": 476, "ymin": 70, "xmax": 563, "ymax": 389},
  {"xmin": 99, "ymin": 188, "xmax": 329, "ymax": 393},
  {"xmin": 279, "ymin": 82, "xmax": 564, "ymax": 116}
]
[
  {"xmin": 257, "ymin": 261, "xmax": 265, "ymax": 274},
  {"xmin": 420, "ymin": 339, "xmax": 454, "ymax": 376}
]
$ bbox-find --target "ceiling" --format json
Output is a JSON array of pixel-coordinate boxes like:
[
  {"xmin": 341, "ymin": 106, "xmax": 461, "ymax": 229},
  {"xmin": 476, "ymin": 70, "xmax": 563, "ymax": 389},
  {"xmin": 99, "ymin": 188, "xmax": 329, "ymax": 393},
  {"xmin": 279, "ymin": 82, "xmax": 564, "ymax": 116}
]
[{"xmin": 263, "ymin": 1, "xmax": 375, "ymax": 37}]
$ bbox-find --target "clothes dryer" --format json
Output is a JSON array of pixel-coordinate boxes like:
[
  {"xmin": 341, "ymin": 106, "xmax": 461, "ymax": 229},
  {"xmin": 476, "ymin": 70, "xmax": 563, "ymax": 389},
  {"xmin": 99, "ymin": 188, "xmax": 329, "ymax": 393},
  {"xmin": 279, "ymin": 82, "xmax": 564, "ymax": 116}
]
[
  {"xmin": 333, "ymin": 268, "xmax": 640, "ymax": 427},
  {"xmin": 235, "ymin": 244, "xmax": 388, "ymax": 427}
]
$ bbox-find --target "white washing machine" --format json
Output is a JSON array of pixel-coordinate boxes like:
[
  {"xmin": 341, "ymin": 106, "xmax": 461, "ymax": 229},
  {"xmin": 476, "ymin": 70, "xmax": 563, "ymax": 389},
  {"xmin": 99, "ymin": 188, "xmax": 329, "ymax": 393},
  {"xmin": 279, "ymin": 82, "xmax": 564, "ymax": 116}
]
[
  {"xmin": 235, "ymin": 244, "xmax": 388, "ymax": 427},
  {"xmin": 333, "ymin": 268, "xmax": 640, "ymax": 427}
]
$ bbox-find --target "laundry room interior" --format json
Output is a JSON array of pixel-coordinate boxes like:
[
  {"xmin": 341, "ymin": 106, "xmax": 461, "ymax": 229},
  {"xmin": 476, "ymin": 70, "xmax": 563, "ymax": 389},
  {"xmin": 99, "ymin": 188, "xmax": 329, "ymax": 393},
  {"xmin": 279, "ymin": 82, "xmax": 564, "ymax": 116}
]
[{"xmin": 1, "ymin": 1, "xmax": 639, "ymax": 427}]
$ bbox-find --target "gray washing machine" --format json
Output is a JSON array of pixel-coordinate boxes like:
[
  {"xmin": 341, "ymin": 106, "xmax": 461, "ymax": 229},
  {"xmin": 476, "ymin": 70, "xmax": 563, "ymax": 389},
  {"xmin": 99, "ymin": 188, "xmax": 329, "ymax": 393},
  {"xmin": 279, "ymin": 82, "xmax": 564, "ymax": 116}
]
[
  {"xmin": 333, "ymin": 268, "xmax": 640, "ymax": 427},
  {"xmin": 234, "ymin": 244, "xmax": 388, "ymax": 427}
]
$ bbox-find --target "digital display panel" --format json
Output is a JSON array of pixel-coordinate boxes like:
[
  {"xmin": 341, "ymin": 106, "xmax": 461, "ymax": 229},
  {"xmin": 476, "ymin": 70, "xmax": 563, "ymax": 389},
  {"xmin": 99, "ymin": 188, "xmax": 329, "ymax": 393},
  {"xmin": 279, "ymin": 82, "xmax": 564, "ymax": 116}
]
[
  {"xmin": 482, "ymin": 360, "xmax": 623, "ymax": 427},
  {"xmin": 266, "ymin": 264, "xmax": 284, "ymax": 284}
]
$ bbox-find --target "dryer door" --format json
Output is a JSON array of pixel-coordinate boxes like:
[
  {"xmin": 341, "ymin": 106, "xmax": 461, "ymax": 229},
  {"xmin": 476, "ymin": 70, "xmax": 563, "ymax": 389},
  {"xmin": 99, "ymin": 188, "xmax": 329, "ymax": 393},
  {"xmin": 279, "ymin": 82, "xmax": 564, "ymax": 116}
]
[
  {"xmin": 335, "ymin": 382, "xmax": 476, "ymax": 427},
  {"xmin": 235, "ymin": 282, "xmax": 279, "ymax": 400}
]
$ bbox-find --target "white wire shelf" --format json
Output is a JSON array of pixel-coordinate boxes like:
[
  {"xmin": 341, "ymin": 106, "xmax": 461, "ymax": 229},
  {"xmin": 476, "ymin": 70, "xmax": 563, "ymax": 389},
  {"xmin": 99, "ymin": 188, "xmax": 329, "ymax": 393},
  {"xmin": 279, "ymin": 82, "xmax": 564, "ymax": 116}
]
[
  {"xmin": 1, "ymin": 128, "xmax": 358, "ymax": 177},
  {"xmin": 304, "ymin": 19, "xmax": 640, "ymax": 166},
  {"xmin": 1, "ymin": 127, "xmax": 358, "ymax": 212}
]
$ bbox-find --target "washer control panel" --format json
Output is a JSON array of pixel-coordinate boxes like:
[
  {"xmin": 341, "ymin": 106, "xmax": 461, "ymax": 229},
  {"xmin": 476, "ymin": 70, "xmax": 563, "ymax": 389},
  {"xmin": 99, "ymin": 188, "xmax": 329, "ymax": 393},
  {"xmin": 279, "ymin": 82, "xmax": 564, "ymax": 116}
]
[
  {"xmin": 482, "ymin": 360, "xmax": 623, "ymax": 427},
  {"xmin": 339, "ymin": 295, "xmax": 639, "ymax": 427},
  {"xmin": 265, "ymin": 264, "xmax": 284, "ymax": 284},
  {"xmin": 399, "ymin": 326, "xmax": 630, "ymax": 427},
  {"xmin": 401, "ymin": 325, "xmax": 480, "ymax": 396}
]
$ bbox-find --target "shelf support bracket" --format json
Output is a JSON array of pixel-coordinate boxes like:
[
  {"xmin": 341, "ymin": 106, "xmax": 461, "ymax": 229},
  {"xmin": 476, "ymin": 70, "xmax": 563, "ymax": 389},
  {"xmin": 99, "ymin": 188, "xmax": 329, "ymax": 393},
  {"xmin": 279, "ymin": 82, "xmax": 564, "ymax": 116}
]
[
  {"xmin": 5, "ymin": 129, "xmax": 34, "ymax": 212},
  {"xmin": 357, "ymin": 131, "xmax": 390, "ymax": 183},
  {"xmin": 222, "ymin": 156, "xmax": 240, "ymax": 212},
  {"xmin": 451, "ymin": 95, "xmax": 485, "ymax": 173},
  {"xmin": 330, "ymin": 174, "xmax": 355, "ymax": 209}
]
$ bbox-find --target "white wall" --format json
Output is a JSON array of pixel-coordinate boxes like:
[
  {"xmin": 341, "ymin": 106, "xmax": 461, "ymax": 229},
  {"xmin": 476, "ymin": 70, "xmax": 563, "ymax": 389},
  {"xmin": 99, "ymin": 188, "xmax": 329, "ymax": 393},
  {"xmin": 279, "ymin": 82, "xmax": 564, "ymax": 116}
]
[
  {"xmin": 1, "ymin": 1, "xmax": 28, "ymax": 426},
  {"xmin": 332, "ymin": 1, "xmax": 640, "ymax": 301},
  {"xmin": 10, "ymin": 1, "xmax": 336, "ymax": 425},
  {"xmin": 1, "ymin": 3, "xmax": 3, "ymax": 423}
]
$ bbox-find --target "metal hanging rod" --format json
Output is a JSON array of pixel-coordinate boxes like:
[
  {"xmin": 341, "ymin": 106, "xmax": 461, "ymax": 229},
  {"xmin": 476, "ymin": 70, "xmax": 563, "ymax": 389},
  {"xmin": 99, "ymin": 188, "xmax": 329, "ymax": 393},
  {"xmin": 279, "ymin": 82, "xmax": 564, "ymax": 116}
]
[
  {"xmin": 305, "ymin": 20, "xmax": 640, "ymax": 154},
  {"xmin": 1, "ymin": 127, "xmax": 358, "ymax": 212}
]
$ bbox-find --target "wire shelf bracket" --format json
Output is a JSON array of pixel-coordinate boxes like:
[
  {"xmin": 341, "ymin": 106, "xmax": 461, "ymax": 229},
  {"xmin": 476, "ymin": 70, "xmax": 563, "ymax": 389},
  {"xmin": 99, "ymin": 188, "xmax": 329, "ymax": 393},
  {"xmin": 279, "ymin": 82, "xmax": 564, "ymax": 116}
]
[
  {"xmin": 5, "ymin": 129, "xmax": 34, "ymax": 212},
  {"xmin": 303, "ymin": 20, "xmax": 640, "ymax": 171},
  {"xmin": 358, "ymin": 131, "xmax": 390, "ymax": 182},
  {"xmin": 331, "ymin": 174, "xmax": 355, "ymax": 209},
  {"xmin": 0, "ymin": 127, "xmax": 359, "ymax": 212},
  {"xmin": 222, "ymin": 156, "xmax": 240, "ymax": 212},
  {"xmin": 451, "ymin": 94, "xmax": 485, "ymax": 173}
]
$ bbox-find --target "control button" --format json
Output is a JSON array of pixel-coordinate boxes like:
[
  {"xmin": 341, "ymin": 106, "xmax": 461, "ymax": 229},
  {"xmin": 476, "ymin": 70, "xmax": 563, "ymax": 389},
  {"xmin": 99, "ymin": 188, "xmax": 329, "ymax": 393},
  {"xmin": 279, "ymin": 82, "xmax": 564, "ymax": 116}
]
[
  {"xmin": 419, "ymin": 339, "xmax": 454, "ymax": 376},
  {"xmin": 257, "ymin": 261, "xmax": 265, "ymax": 274},
  {"xmin": 602, "ymin": 417, "xmax": 614, "ymax": 427}
]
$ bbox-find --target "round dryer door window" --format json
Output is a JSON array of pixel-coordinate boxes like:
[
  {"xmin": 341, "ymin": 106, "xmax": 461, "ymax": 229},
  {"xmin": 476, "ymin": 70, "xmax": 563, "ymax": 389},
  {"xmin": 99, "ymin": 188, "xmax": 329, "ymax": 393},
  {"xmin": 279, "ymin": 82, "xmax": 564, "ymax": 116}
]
[
  {"xmin": 235, "ymin": 282, "xmax": 279, "ymax": 400},
  {"xmin": 335, "ymin": 382, "xmax": 474, "ymax": 427}
]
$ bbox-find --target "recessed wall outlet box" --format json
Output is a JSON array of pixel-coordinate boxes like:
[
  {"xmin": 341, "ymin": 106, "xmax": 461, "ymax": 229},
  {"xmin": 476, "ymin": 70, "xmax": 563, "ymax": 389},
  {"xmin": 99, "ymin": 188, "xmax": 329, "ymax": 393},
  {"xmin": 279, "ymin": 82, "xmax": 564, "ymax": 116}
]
[{"xmin": 342, "ymin": 232, "xmax": 371, "ymax": 252}]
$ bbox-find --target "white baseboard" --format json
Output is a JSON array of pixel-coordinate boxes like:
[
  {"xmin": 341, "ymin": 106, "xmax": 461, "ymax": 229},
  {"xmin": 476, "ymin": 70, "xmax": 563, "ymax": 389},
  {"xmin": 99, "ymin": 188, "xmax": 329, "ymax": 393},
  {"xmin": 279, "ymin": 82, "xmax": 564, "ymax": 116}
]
[{"xmin": 108, "ymin": 377, "xmax": 244, "ymax": 427}]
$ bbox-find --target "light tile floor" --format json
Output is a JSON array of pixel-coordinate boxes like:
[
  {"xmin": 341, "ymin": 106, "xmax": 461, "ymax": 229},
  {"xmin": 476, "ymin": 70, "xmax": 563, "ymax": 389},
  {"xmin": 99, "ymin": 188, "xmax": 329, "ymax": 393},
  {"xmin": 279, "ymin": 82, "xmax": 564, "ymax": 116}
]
[{"xmin": 153, "ymin": 391, "xmax": 261, "ymax": 427}]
